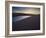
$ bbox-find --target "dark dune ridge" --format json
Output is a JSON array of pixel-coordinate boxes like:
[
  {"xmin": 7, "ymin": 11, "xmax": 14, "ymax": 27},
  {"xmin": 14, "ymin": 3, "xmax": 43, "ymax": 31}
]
[{"xmin": 12, "ymin": 13, "xmax": 40, "ymax": 31}]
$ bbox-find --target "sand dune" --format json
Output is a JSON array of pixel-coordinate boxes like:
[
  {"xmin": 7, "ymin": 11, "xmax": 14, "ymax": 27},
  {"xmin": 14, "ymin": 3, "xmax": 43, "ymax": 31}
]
[{"xmin": 12, "ymin": 14, "xmax": 40, "ymax": 31}]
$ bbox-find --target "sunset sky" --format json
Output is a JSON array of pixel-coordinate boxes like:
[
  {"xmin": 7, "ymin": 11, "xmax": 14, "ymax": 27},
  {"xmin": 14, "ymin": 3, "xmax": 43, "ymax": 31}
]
[{"xmin": 12, "ymin": 7, "xmax": 40, "ymax": 15}]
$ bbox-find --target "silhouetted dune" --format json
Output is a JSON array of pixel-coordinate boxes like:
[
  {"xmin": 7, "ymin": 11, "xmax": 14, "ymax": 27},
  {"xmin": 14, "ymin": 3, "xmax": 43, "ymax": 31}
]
[
  {"xmin": 12, "ymin": 13, "xmax": 40, "ymax": 31},
  {"xmin": 12, "ymin": 13, "xmax": 40, "ymax": 16}
]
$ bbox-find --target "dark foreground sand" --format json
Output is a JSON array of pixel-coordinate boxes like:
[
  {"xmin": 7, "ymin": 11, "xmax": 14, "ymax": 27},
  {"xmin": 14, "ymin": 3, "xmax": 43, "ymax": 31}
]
[{"xmin": 12, "ymin": 13, "xmax": 40, "ymax": 31}]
